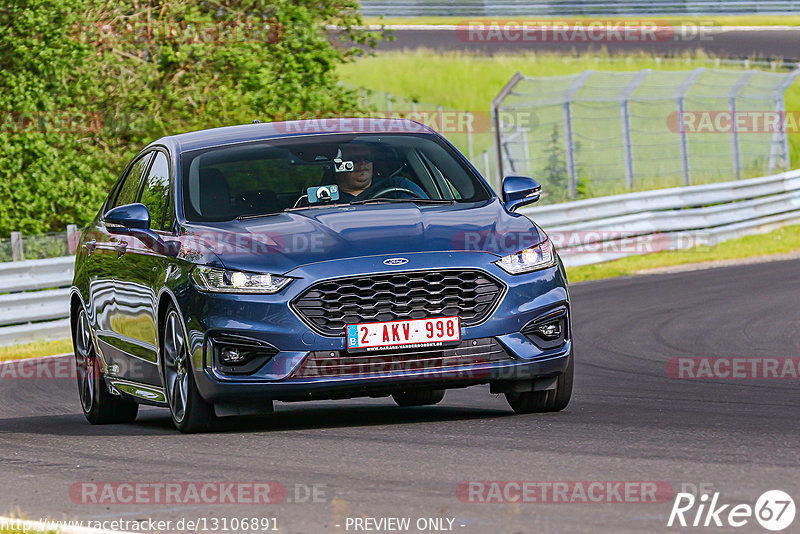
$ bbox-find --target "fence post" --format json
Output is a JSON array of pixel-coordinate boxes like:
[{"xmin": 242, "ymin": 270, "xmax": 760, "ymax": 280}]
[
  {"xmin": 769, "ymin": 68, "xmax": 800, "ymax": 172},
  {"xmin": 675, "ymin": 68, "xmax": 705, "ymax": 186},
  {"xmin": 729, "ymin": 71, "xmax": 755, "ymax": 180},
  {"xmin": 67, "ymin": 224, "xmax": 79, "ymax": 254},
  {"xmin": 466, "ymin": 111, "xmax": 474, "ymax": 162},
  {"xmin": 562, "ymin": 71, "xmax": 592, "ymax": 198},
  {"xmin": 619, "ymin": 70, "xmax": 650, "ymax": 190},
  {"xmin": 11, "ymin": 232, "xmax": 24, "ymax": 261},
  {"xmin": 563, "ymin": 103, "xmax": 577, "ymax": 196},
  {"xmin": 678, "ymin": 97, "xmax": 690, "ymax": 185},
  {"xmin": 491, "ymin": 72, "xmax": 525, "ymax": 182},
  {"xmin": 386, "ymin": 93, "xmax": 392, "ymax": 113}
]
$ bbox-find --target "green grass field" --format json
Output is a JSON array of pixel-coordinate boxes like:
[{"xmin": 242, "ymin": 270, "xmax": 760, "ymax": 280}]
[
  {"xmin": 0, "ymin": 338, "xmax": 73, "ymax": 361},
  {"xmin": 566, "ymin": 224, "xmax": 800, "ymax": 282},
  {"xmin": 339, "ymin": 49, "xmax": 800, "ymax": 123},
  {"xmin": 340, "ymin": 50, "xmax": 800, "ymax": 193}
]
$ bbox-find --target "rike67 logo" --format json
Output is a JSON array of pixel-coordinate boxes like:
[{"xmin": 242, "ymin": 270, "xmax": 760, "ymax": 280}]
[{"xmin": 668, "ymin": 490, "xmax": 795, "ymax": 531}]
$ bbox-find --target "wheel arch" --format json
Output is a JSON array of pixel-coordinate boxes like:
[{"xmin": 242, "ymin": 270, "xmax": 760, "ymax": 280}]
[
  {"xmin": 154, "ymin": 287, "xmax": 194, "ymax": 380},
  {"xmin": 69, "ymin": 289, "xmax": 86, "ymax": 341}
]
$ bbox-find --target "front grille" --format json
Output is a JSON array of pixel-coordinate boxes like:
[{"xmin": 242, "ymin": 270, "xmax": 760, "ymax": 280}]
[
  {"xmin": 292, "ymin": 337, "xmax": 512, "ymax": 378},
  {"xmin": 292, "ymin": 269, "xmax": 505, "ymax": 336}
]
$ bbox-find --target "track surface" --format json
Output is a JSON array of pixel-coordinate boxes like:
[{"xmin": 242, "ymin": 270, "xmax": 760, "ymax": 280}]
[
  {"xmin": 1, "ymin": 259, "xmax": 799, "ymax": 533},
  {"xmin": 374, "ymin": 27, "xmax": 800, "ymax": 60}
]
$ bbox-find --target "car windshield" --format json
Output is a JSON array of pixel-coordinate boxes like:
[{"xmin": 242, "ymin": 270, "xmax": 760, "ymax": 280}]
[{"xmin": 180, "ymin": 133, "xmax": 492, "ymax": 222}]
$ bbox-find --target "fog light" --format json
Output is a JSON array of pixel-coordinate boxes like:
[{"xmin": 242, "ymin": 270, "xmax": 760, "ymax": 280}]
[
  {"xmin": 220, "ymin": 347, "xmax": 246, "ymax": 364},
  {"xmin": 535, "ymin": 322, "xmax": 562, "ymax": 340},
  {"xmin": 521, "ymin": 308, "xmax": 568, "ymax": 349}
]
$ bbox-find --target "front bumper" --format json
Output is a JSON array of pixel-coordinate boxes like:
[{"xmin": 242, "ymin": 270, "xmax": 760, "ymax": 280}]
[{"xmin": 176, "ymin": 251, "xmax": 571, "ymax": 403}]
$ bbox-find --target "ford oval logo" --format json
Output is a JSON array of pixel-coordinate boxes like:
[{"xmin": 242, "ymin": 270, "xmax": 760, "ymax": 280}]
[{"xmin": 383, "ymin": 258, "xmax": 409, "ymax": 266}]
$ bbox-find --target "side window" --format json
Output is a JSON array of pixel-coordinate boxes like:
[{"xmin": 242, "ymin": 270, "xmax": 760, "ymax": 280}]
[
  {"xmin": 111, "ymin": 153, "xmax": 152, "ymax": 210},
  {"xmin": 139, "ymin": 152, "xmax": 171, "ymax": 230}
]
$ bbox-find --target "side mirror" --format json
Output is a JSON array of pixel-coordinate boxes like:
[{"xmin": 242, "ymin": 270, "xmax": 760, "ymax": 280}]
[
  {"xmin": 502, "ymin": 176, "xmax": 542, "ymax": 212},
  {"xmin": 105, "ymin": 203, "xmax": 150, "ymax": 229},
  {"xmin": 104, "ymin": 203, "xmax": 179, "ymax": 257}
]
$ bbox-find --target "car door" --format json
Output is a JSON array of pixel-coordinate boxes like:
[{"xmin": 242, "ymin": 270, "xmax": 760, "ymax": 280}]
[
  {"xmin": 111, "ymin": 149, "xmax": 174, "ymax": 385},
  {"xmin": 93, "ymin": 151, "xmax": 153, "ymax": 381}
]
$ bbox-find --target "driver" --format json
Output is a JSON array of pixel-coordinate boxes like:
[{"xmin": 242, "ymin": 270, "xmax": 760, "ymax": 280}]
[{"xmin": 335, "ymin": 143, "xmax": 428, "ymax": 202}]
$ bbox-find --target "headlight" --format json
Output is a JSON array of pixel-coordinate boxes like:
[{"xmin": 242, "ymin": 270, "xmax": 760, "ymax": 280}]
[
  {"xmin": 190, "ymin": 266, "xmax": 292, "ymax": 294},
  {"xmin": 495, "ymin": 238, "xmax": 556, "ymax": 274}
]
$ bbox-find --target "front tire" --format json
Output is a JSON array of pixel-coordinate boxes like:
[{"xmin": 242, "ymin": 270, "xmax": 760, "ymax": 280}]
[
  {"xmin": 73, "ymin": 309, "xmax": 138, "ymax": 424},
  {"xmin": 505, "ymin": 353, "xmax": 573, "ymax": 414},
  {"xmin": 392, "ymin": 389, "xmax": 445, "ymax": 407},
  {"xmin": 161, "ymin": 306, "xmax": 215, "ymax": 433}
]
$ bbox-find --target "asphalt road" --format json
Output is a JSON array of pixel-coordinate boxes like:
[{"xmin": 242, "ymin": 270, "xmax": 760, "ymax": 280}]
[
  {"xmin": 373, "ymin": 27, "xmax": 800, "ymax": 61},
  {"xmin": 1, "ymin": 259, "xmax": 798, "ymax": 533}
]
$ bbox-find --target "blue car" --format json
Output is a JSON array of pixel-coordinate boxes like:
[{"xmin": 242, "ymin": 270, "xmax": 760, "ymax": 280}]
[{"xmin": 70, "ymin": 119, "xmax": 573, "ymax": 432}]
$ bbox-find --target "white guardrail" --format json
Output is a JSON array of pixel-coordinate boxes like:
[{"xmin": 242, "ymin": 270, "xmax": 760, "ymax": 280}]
[
  {"xmin": 521, "ymin": 169, "xmax": 800, "ymax": 267},
  {"xmin": 1, "ymin": 169, "xmax": 799, "ymax": 346},
  {"xmin": 0, "ymin": 256, "xmax": 74, "ymax": 346}
]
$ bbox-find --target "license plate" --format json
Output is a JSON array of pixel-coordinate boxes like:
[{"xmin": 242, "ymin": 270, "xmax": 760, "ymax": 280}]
[{"xmin": 347, "ymin": 316, "xmax": 461, "ymax": 351}]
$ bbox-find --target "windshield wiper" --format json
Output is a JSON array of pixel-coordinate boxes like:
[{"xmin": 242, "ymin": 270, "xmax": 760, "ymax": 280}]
[
  {"xmin": 348, "ymin": 197, "xmax": 456, "ymax": 206},
  {"xmin": 236, "ymin": 212, "xmax": 282, "ymax": 221}
]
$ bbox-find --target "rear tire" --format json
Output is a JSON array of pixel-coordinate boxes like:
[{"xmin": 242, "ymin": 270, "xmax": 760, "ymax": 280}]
[
  {"xmin": 73, "ymin": 309, "xmax": 138, "ymax": 424},
  {"xmin": 161, "ymin": 305, "xmax": 215, "ymax": 433},
  {"xmin": 505, "ymin": 353, "xmax": 573, "ymax": 414},
  {"xmin": 392, "ymin": 389, "xmax": 445, "ymax": 407}
]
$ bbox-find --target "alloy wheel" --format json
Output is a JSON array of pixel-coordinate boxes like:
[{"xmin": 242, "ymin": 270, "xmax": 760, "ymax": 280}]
[
  {"xmin": 163, "ymin": 310, "xmax": 189, "ymax": 422},
  {"xmin": 74, "ymin": 310, "xmax": 96, "ymax": 414}
]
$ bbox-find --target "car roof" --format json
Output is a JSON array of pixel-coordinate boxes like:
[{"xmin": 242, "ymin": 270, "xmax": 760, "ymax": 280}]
[{"xmin": 147, "ymin": 118, "xmax": 439, "ymax": 153}]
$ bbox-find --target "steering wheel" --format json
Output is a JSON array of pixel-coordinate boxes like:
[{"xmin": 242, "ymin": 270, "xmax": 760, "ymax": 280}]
[{"xmin": 367, "ymin": 186, "xmax": 425, "ymax": 199}]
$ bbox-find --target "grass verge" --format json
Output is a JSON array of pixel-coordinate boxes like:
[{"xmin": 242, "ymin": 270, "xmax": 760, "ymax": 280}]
[
  {"xmin": 339, "ymin": 50, "xmax": 800, "ymax": 172},
  {"xmin": 340, "ymin": 49, "xmax": 798, "ymax": 114},
  {"xmin": 566, "ymin": 224, "xmax": 800, "ymax": 282},
  {"xmin": 0, "ymin": 338, "xmax": 73, "ymax": 362}
]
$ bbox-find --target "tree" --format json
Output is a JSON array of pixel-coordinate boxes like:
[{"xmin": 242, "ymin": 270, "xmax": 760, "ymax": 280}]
[{"xmin": 0, "ymin": 0, "xmax": 381, "ymax": 236}]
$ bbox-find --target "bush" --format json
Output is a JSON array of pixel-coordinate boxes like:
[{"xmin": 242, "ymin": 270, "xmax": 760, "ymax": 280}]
[{"xmin": 0, "ymin": 0, "xmax": 380, "ymax": 237}]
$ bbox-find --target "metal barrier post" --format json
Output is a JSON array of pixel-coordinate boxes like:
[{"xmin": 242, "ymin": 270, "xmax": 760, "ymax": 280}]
[
  {"xmin": 67, "ymin": 225, "xmax": 79, "ymax": 255},
  {"xmin": 675, "ymin": 68, "xmax": 705, "ymax": 186},
  {"xmin": 491, "ymin": 72, "xmax": 525, "ymax": 181},
  {"xmin": 11, "ymin": 232, "xmax": 23, "ymax": 262}
]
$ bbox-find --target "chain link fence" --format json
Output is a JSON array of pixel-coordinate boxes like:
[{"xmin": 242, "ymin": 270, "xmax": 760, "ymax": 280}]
[
  {"xmin": 355, "ymin": 88, "xmax": 498, "ymax": 185},
  {"xmin": 491, "ymin": 67, "xmax": 800, "ymax": 204}
]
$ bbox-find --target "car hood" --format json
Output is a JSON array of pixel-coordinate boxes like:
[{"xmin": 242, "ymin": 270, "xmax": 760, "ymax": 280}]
[{"xmin": 181, "ymin": 199, "xmax": 545, "ymax": 274}]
